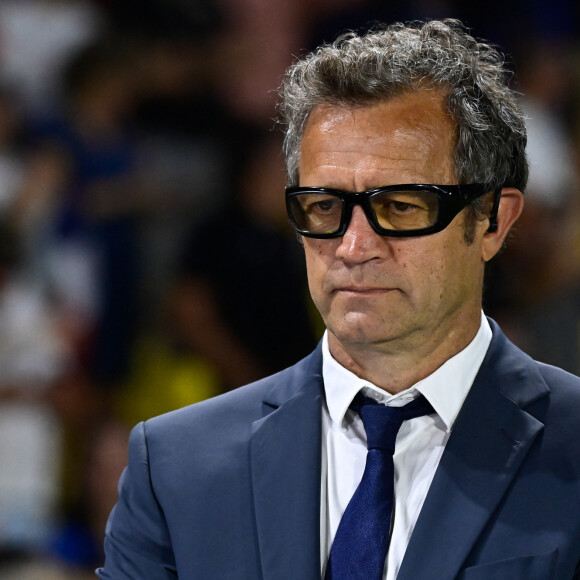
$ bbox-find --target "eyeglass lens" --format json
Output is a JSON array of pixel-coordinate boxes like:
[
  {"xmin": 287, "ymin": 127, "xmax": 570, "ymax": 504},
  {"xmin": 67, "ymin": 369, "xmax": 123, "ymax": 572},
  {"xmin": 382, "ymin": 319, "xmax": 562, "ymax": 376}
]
[{"xmin": 289, "ymin": 189, "xmax": 440, "ymax": 234}]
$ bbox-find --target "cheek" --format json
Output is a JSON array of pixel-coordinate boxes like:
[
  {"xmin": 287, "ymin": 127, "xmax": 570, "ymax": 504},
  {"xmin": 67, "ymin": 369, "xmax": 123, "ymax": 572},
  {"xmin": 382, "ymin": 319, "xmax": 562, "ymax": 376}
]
[
  {"xmin": 424, "ymin": 239, "xmax": 482, "ymax": 308},
  {"xmin": 303, "ymin": 241, "xmax": 328, "ymax": 293},
  {"xmin": 398, "ymin": 239, "xmax": 464, "ymax": 303}
]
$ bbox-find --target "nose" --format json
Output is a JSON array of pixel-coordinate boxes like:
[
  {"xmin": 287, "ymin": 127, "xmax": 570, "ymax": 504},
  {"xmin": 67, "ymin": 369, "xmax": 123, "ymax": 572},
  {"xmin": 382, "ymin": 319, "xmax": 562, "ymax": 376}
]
[{"xmin": 335, "ymin": 205, "xmax": 386, "ymax": 262}]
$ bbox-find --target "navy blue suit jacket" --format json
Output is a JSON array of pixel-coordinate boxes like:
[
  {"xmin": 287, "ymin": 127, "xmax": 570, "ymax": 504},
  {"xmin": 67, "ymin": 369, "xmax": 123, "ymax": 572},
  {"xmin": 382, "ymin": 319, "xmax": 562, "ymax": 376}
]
[{"xmin": 98, "ymin": 320, "xmax": 580, "ymax": 579}]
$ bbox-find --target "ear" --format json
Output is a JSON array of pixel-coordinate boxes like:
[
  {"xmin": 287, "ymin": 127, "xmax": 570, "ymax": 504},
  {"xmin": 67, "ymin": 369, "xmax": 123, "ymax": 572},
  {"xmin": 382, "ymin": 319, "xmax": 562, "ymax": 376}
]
[{"xmin": 481, "ymin": 187, "xmax": 524, "ymax": 262}]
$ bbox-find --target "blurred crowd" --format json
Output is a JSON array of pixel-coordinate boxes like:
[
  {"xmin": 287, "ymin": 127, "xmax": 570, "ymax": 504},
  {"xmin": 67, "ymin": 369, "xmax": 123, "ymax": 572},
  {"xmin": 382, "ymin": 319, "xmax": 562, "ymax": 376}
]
[{"xmin": 0, "ymin": 0, "xmax": 578, "ymax": 577}]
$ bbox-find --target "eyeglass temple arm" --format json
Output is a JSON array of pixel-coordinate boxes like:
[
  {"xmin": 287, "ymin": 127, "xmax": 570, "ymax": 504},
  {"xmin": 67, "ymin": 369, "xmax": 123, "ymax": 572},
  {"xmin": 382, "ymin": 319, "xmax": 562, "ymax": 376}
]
[{"xmin": 486, "ymin": 188, "xmax": 502, "ymax": 233}]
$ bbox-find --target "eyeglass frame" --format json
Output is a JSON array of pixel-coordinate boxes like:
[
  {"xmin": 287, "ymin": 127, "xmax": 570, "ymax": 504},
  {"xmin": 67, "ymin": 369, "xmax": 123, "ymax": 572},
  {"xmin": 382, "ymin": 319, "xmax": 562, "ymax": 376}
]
[{"xmin": 285, "ymin": 183, "xmax": 502, "ymax": 239}]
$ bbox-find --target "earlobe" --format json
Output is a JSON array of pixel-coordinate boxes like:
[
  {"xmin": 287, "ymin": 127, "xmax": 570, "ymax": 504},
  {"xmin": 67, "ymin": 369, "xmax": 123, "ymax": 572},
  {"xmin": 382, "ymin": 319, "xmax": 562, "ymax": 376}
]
[{"xmin": 481, "ymin": 187, "xmax": 524, "ymax": 262}]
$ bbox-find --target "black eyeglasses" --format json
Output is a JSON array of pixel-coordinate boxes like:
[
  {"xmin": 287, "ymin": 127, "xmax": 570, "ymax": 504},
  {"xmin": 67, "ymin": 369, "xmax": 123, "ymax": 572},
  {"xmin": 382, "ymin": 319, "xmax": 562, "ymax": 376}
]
[{"xmin": 285, "ymin": 183, "xmax": 500, "ymax": 238}]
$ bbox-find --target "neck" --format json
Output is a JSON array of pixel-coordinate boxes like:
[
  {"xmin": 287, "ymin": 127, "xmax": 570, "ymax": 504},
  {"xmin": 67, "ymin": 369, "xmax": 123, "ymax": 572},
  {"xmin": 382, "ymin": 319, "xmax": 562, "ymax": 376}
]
[{"xmin": 327, "ymin": 313, "xmax": 482, "ymax": 394}]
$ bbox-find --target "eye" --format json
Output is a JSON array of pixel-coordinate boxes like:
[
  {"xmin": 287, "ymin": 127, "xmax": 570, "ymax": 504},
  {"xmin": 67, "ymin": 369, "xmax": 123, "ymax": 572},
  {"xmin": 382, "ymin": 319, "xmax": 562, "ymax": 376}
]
[
  {"xmin": 313, "ymin": 199, "xmax": 337, "ymax": 212},
  {"xmin": 390, "ymin": 200, "xmax": 421, "ymax": 214},
  {"xmin": 372, "ymin": 190, "xmax": 439, "ymax": 230},
  {"xmin": 301, "ymin": 195, "xmax": 341, "ymax": 214},
  {"xmin": 289, "ymin": 192, "xmax": 343, "ymax": 233}
]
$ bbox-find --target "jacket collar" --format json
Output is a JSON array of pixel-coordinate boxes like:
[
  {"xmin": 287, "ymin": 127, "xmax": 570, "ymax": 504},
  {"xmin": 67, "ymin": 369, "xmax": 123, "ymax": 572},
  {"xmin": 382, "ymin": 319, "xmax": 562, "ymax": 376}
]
[
  {"xmin": 398, "ymin": 318, "xmax": 550, "ymax": 579},
  {"xmin": 250, "ymin": 345, "xmax": 324, "ymax": 580},
  {"xmin": 249, "ymin": 320, "xmax": 550, "ymax": 580}
]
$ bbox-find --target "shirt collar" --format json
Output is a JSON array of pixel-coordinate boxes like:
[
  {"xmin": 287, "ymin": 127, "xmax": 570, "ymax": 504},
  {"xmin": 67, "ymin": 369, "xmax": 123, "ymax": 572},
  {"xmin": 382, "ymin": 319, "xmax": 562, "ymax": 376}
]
[{"xmin": 322, "ymin": 313, "xmax": 492, "ymax": 432}]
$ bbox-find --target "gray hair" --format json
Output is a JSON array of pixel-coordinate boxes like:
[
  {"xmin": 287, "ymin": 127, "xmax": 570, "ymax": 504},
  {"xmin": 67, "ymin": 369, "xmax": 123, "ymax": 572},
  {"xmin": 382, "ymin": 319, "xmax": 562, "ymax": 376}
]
[{"xmin": 278, "ymin": 19, "xmax": 528, "ymax": 194}]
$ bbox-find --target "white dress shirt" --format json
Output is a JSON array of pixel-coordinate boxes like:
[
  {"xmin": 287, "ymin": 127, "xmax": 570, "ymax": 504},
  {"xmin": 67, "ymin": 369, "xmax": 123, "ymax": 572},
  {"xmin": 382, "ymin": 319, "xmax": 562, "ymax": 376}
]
[{"xmin": 320, "ymin": 314, "xmax": 492, "ymax": 579}]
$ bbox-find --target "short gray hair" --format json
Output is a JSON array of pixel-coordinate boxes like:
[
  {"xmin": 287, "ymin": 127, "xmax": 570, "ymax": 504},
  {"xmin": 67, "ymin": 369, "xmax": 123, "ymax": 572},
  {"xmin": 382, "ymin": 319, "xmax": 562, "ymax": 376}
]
[{"xmin": 278, "ymin": 19, "xmax": 528, "ymax": 194}]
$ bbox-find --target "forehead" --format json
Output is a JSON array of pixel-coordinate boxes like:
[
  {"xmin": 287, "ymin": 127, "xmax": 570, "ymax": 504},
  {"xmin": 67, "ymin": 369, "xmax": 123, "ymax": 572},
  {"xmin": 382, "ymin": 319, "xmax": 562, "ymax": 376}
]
[{"xmin": 299, "ymin": 91, "xmax": 457, "ymax": 188}]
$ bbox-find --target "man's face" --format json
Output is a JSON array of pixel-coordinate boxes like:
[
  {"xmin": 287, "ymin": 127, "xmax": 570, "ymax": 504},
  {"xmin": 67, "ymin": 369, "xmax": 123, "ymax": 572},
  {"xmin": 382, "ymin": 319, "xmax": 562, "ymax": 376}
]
[{"xmin": 299, "ymin": 92, "xmax": 490, "ymax": 361}]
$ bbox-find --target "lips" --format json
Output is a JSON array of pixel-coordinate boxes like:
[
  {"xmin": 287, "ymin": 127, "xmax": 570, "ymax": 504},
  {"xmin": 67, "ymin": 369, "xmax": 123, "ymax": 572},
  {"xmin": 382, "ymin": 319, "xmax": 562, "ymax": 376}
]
[{"xmin": 333, "ymin": 286, "xmax": 395, "ymax": 294}]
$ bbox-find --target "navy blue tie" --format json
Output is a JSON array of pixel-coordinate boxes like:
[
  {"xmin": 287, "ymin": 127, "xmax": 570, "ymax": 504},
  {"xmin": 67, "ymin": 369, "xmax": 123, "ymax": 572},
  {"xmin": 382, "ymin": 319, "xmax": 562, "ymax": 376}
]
[{"xmin": 325, "ymin": 393, "xmax": 434, "ymax": 580}]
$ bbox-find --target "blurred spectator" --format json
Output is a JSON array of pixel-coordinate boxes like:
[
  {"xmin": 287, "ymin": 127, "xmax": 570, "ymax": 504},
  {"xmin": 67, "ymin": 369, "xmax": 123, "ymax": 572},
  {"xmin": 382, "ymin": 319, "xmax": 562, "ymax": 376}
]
[
  {"xmin": 0, "ymin": 0, "xmax": 103, "ymax": 115},
  {"xmin": 128, "ymin": 31, "xmax": 232, "ymax": 322},
  {"xmin": 0, "ymin": 85, "xmax": 69, "ymax": 290},
  {"xmin": 170, "ymin": 133, "xmax": 320, "ymax": 390},
  {"xmin": 30, "ymin": 38, "xmax": 161, "ymax": 389},
  {"xmin": 126, "ymin": 0, "xmax": 223, "ymax": 139},
  {"xmin": 0, "ymin": 550, "xmax": 92, "ymax": 580},
  {"xmin": 113, "ymin": 328, "xmax": 221, "ymax": 428},
  {"xmin": 0, "ymin": 221, "xmax": 71, "ymax": 552},
  {"xmin": 208, "ymin": 0, "xmax": 307, "ymax": 127},
  {"xmin": 483, "ymin": 40, "xmax": 580, "ymax": 373},
  {"xmin": 0, "ymin": 87, "xmax": 27, "ymax": 216},
  {"xmin": 103, "ymin": 0, "xmax": 221, "ymax": 42},
  {"xmin": 51, "ymin": 420, "xmax": 129, "ymax": 573}
]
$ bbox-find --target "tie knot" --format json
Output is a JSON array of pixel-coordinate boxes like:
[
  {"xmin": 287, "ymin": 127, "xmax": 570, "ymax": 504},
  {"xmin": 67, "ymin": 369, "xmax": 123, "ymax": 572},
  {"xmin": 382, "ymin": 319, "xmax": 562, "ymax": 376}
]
[{"xmin": 351, "ymin": 393, "xmax": 434, "ymax": 451}]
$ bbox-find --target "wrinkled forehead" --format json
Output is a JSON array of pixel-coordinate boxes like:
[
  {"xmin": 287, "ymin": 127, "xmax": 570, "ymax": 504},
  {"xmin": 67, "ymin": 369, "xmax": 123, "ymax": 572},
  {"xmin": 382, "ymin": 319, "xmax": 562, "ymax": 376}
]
[{"xmin": 299, "ymin": 92, "xmax": 458, "ymax": 188}]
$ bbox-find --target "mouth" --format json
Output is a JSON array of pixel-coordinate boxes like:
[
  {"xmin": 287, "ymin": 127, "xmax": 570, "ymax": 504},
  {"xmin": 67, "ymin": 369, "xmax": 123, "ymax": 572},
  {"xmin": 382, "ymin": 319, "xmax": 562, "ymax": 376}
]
[{"xmin": 333, "ymin": 287, "xmax": 396, "ymax": 295}]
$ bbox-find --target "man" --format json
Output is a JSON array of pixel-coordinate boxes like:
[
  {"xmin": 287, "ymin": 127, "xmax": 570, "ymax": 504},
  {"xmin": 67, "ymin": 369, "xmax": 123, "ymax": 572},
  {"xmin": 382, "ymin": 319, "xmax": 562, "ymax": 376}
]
[{"xmin": 98, "ymin": 19, "xmax": 580, "ymax": 579}]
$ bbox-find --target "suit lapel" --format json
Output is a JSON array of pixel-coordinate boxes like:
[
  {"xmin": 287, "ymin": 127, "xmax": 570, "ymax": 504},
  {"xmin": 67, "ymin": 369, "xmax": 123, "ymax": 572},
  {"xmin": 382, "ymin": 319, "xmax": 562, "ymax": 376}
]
[
  {"xmin": 250, "ymin": 348, "xmax": 324, "ymax": 580},
  {"xmin": 398, "ymin": 321, "xmax": 549, "ymax": 580}
]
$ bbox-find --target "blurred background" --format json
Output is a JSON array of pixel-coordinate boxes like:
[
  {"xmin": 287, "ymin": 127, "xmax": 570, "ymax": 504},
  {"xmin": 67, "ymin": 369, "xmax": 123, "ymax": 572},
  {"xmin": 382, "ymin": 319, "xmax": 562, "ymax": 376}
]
[{"xmin": 0, "ymin": 0, "xmax": 578, "ymax": 577}]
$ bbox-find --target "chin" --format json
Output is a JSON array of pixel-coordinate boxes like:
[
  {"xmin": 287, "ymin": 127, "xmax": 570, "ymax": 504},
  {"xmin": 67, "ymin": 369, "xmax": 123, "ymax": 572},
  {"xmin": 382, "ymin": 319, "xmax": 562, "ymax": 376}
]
[{"xmin": 329, "ymin": 317, "xmax": 400, "ymax": 347}]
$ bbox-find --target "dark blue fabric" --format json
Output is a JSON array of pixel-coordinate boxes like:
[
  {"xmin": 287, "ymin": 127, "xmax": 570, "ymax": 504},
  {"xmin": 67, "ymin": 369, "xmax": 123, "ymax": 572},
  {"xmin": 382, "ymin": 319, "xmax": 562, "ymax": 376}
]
[
  {"xmin": 325, "ymin": 394, "xmax": 434, "ymax": 580},
  {"xmin": 98, "ymin": 321, "xmax": 580, "ymax": 579}
]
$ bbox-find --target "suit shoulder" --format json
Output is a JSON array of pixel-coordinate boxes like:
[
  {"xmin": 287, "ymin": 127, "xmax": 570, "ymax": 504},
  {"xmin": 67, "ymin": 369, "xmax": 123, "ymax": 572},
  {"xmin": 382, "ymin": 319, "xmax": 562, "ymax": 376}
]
[
  {"xmin": 536, "ymin": 360, "xmax": 580, "ymax": 397},
  {"xmin": 530, "ymin": 361, "xmax": 580, "ymax": 437},
  {"xmin": 142, "ymin": 373, "xmax": 276, "ymax": 440},
  {"xmin": 142, "ymin": 345, "xmax": 323, "ymax": 441}
]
